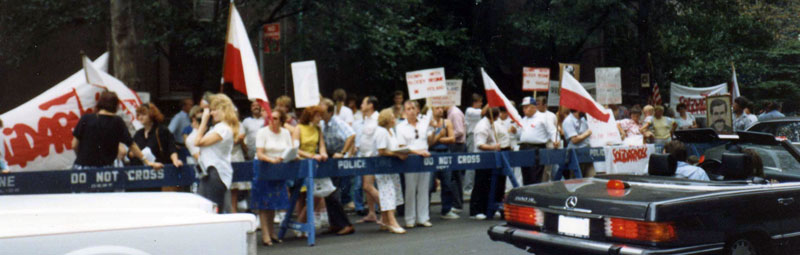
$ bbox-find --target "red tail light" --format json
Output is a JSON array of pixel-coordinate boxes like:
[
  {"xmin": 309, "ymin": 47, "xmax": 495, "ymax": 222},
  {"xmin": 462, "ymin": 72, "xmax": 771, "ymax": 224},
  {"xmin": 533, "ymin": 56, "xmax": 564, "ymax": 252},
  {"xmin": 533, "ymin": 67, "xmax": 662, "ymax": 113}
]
[
  {"xmin": 606, "ymin": 179, "xmax": 629, "ymax": 190},
  {"xmin": 605, "ymin": 218, "xmax": 676, "ymax": 242},
  {"xmin": 504, "ymin": 203, "xmax": 544, "ymax": 227}
]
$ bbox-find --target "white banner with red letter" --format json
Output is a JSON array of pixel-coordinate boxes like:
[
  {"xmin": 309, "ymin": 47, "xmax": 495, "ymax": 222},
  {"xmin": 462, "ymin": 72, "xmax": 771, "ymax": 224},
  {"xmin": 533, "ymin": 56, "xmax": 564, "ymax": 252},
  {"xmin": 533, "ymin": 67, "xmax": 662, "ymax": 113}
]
[
  {"xmin": 0, "ymin": 53, "xmax": 142, "ymax": 172},
  {"xmin": 406, "ymin": 67, "xmax": 447, "ymax": 100},
  {"xmin": 522, "ymin": 67, "xmax": 550, "ymax": 92},
  {"xmin": 595, "ymin": 67, "xmax": 621, "ymax": 105},
  {"xmin": 669, "ymin": 82, "xmax": 728, "ymax": 118},
  {"xmin": 603, "ymin": 144, "xmax": 656, "ymax": 175},
  {"xmin": 426, "ymin": 79, "xmax": 462, "ymax": 107},
  {"xmin": 587, "ymin": 108, "xmax": 622, "ymax": 147}
]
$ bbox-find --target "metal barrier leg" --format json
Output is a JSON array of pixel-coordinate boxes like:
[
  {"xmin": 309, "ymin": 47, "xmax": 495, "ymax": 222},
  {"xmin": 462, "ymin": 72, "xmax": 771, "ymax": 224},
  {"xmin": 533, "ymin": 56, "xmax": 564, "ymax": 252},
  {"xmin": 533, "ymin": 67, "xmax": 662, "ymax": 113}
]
[
  {"xmin": 278, "ymin": 181, "xmax": 302, "ymax": 239},
  {"xmin": 305, "ymin": 174, "xmax": 315, "ymax": 246},
  {"xmin": 276, "ymin": 160, "xmax": 316, "ymax": 246}
]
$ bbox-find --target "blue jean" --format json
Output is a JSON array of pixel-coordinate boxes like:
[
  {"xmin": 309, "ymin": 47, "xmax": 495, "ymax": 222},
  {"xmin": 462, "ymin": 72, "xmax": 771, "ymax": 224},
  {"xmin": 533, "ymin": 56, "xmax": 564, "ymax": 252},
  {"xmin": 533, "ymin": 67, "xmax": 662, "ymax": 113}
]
[{"xmin": 352, "ymin": 176, "xmax": 365, "ymax": 211}]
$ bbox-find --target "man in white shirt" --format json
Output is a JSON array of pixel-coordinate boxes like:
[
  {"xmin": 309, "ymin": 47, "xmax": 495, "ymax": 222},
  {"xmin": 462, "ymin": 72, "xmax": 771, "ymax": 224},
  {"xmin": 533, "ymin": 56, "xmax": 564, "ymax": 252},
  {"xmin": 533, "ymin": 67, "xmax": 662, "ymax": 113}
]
[
  {"xmin": 396, "ymin": 100, "xmax": 434, "ymax": 228},
  {"xmin": 241, "ymin": 101, "xmax": 265, "ymax": 160},
  {"xmin": 469, "ymin": 108, "xmax": 503, "ymax": 220},
  {"xmin": 464, "ymin": 93, "xmax": 485, "ymax": 195},
  {"xmin": 354, "ymin": 96, "xmax": 380, "ymax": 219},
  {"xmin": 517, "ymin": 97, "xmax": 557, "ymax": 185},
  {"xmin": 534, "ymin": 96, "xmax": 559, "ymax": 181},
  {"xmin": 733, "ymin": 97, "xmax": 758, "ymax": 132}
]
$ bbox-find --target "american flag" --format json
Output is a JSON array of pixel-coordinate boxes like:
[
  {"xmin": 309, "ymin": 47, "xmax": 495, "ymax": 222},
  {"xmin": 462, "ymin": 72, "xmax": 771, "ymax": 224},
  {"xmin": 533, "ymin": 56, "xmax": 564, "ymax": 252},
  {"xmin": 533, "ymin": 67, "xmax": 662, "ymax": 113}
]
[{"xmin": 651, "ymin": 82, "xmax": 662, "ymax": 105}]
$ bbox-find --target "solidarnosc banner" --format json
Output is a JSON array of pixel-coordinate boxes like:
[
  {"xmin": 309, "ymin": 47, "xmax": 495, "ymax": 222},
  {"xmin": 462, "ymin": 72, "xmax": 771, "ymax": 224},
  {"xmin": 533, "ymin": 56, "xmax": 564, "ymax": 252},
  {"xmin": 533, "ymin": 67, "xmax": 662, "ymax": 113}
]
[
  {"xmin": 669, "ymin": 82, "xmax": 728, "ymax": 118},
  {"xmin": 0, "ymin": 53, "xmax": 142, "ymax": 172}
]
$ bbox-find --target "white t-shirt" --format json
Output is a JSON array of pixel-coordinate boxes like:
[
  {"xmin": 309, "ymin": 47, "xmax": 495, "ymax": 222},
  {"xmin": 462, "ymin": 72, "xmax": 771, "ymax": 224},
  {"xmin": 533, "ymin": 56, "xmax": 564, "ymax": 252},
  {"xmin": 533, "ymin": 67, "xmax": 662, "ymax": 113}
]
[
  {"xmin": 335, "ymin": 106, "xmax": 355, "ymax": 126},
  {"xmin": 356, "ymin": 111, "xmax": 380, "ymax": 157},
  {"xmin": 185, "ymin": 129, "xmax": 200, "ymax": 165},
  {"xmin": 241, "ymin": 117, "xmax": 265, "ymax": 158},
  {"xmin": 255, "ymin": 127, "xmax": 293, "ymax": 158},
  {"xmin": 375, "ymin": 126, "xmax": 405, "ymax": 152},
  {"xmin": 473, "ymin": 118, "xmax": 497, "ymax": 152},
  {"xmin": 465, "ymin": 107, "xmax": 482, "ymax": 134},
  {"xmin": 231, "ymin": 125, "xmax": 246, "ymax": 162},
  {"xmin": 494, "ymin": 118, "xmax": 514, "ymax": 149},
  {"xmin": 396, "ymin": 117, "xmax": 432, "ymax": 151},
  {"xmin": 199, "ymin": 122, "xmax": 235, "ymax": 188}
]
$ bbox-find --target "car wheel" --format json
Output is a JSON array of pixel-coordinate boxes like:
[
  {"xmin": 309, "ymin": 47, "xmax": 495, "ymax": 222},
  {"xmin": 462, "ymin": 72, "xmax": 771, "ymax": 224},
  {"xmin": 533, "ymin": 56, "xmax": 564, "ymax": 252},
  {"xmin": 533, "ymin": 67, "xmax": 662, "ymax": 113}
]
[{"xmin": 725, "ymin": 236, "xmax": 773, "ymax": 255}]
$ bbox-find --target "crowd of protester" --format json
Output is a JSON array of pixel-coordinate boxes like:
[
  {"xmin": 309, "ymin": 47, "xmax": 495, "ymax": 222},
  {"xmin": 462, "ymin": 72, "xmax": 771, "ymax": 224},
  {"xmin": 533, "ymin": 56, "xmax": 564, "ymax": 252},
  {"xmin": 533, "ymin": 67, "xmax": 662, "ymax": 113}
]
[{"xmin": 0, "ymin": 88, "xmax": 788, "ymax": 245}]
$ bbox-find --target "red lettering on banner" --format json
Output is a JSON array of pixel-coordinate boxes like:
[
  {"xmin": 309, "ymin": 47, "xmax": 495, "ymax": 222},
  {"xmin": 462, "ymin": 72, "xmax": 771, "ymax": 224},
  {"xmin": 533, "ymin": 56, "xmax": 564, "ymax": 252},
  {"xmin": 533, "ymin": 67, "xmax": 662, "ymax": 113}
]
[
  {"xmin": 3, "ymin": 90, "xmax": 93, "ymax": 168},
  {"xmin": 678, "ymin": 96, "xmax": 707, "ymax": 115},
  {"xmin": 612, "ymin": 147, "xmax": 648, "ymax": 164}
]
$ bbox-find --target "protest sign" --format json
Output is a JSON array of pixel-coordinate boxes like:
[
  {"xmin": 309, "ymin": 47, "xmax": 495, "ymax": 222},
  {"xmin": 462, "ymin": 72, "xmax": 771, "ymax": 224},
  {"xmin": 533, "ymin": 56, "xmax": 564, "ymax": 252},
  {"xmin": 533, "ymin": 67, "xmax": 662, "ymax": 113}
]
[
  {"xmin": 426, "ymin": 79, "xmax": 462, "ymax": 107},
  {"xmin": 291, "ymin": 60, "xmax": 321, "ymax": 108},
  {"xmin": 0, "ymin": 53, "xmax": 142, "ymax": 172},
  {"xmin": 522, "ymin": 67, "xmax": 550, "ymax": 92},
  {"xmin": 558, "ymin": 63, "xmax": 580, "ymax": 86},
  {"xmin": 669, "ymin": 82, "xmax": 728, "ymax": 118},
  {"xmin": 603, "ymin": 144, "xmax": 656, "ymax": 175},
  {"xmin": 586, "ymin": 108, "xmax": 622, "ymax": 147},
  {"xmin": 406, "ymin": 67, "xmax": 447, "ymax": 100},
  {"xmin": 641, "ymin": 73, "xmax": 650, "ymax": 88},
  {"xmin": 547, "ymin": 81, "xmax": 560, "ymax": 107},
  {"xmin": 595, "ymin": 67, "xmax": 622, "ymax": 105}
]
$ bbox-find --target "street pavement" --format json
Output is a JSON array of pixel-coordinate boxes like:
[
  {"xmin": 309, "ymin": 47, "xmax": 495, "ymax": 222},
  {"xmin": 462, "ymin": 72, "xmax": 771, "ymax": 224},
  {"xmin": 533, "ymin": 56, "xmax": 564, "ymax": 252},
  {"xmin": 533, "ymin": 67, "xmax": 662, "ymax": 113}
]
[{"xmin": 256, "ymin": 204, "xmax": 524, "ymax": 255}]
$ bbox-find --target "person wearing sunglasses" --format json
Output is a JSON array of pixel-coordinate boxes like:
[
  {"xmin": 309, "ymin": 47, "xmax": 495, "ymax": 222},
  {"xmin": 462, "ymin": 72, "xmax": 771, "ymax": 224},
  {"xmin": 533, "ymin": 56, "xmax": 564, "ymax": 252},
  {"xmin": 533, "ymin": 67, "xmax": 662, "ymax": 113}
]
[{"xmin": 396, "ymin": 100, "xmax": 434, "ymax": 229}]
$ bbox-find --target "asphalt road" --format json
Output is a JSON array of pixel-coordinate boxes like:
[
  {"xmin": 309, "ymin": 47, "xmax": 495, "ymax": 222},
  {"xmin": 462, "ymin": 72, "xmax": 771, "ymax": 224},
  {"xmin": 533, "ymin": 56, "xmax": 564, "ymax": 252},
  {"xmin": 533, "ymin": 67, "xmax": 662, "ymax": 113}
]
[{"xmin": 256, "ymin": 204, "xmax": 524, "ymax": 255}]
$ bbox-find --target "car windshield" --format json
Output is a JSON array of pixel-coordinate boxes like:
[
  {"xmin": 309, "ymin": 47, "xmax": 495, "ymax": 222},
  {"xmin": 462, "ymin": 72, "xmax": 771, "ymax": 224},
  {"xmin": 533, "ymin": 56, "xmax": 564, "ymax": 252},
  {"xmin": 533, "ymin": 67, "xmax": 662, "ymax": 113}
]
[
  {"xmin": 699, "ymin": 142, "xmax": 800, "ymax": 176},
  {"xmin": 748, "ymin": 122, "xmax": 800, "ymax": 143}
]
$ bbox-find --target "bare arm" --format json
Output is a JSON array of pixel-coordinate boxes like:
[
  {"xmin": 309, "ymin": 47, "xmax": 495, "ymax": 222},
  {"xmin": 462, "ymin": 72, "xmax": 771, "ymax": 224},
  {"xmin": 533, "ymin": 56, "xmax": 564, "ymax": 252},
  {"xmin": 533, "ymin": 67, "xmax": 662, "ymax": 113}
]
[
  {"xmin": 617, "ymin": 123, "xmax": 626, "ymax": 140},
  {"xmin": 378, "ymin": 148, "xmax": 407, "ymax": 160},
  {"xmin": 72, "ymin": 138, "xmax": 79, "ymax": 152},
  {"xmin": 293, "ymin": 127, "xmax": 314, "ymax": 159},
  {"xmin": 438, "ymin": 119, "xmax": 456, "ymax": 144},
  {"xmin": 256, "ymin": 147, "xmax": 281, "ymax": 164}
]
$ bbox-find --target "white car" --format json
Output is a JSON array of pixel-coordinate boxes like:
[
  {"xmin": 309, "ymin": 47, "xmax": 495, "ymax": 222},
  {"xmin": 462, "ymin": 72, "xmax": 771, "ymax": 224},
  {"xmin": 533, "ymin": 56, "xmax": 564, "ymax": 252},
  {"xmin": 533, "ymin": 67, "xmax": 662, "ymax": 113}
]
[{"xmin": 0, "ymin": 192, "xmax": 257, "ymax": 255}]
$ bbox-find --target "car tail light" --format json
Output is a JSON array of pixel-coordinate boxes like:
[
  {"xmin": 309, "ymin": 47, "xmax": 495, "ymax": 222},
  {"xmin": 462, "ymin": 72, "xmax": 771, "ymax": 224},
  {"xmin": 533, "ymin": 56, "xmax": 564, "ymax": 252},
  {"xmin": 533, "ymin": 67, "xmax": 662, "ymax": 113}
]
[
  {"xmin": 606, "ymin": 179, "xmax": 629, "ymax": 190},
  {"xmin": 605, "ymin": 218, "xmax": 676, "ymax": 242},
  {"xmin": 505, "ymin": 203, "xmax": 544, "ymax": 227}
]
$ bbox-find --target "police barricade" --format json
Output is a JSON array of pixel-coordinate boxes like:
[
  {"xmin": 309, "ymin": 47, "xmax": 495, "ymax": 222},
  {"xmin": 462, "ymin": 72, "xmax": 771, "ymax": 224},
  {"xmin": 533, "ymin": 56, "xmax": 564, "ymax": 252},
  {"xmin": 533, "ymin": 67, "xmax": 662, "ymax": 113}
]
[{"xmin": 0, "ymin": 147, "xmax": 618, "ymax": 247}]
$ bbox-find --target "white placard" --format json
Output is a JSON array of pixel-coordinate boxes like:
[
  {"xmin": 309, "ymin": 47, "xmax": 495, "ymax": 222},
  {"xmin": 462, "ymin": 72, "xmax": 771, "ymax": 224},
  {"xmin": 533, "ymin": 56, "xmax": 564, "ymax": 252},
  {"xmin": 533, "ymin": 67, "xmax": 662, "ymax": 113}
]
[
  {"xmin": 595, "ymin": 67, "xmax": 621, "ymax": 105},
  {"xmin": 290, "ymin": 60, "xmax": 321, "ymax": 108},
  {"xmin": 603, "ymin": 144, "xmax": 656, "ymax": 175},
  {"xmin": 547, "ymin": 81, "xmax": 560, "ymax": 107},
  {"xmin": 406, "ymin": 67, "xmax": 447, "ymax": 100},
  {"xmin": 587, "ymin": 108, "xmax": 622, "ymax": 147},
  {"xmin": 523, "ymin": 67, "xmax": 550, "ymax": 92},
  {"xmin": 426, "ymin": 79, "xmax": 462, "ymax": 107}
]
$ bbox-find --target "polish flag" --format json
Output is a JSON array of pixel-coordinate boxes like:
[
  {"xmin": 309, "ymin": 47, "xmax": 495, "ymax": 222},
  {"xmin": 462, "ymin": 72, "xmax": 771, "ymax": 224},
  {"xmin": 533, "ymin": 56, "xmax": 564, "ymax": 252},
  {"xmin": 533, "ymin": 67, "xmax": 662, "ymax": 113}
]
[
  {"xmin": 559, "ymin": 72, "xmax": 611, "ymax": 122},
  {"xmin": 481, "ymin": 68, "xmax": 522, "ymax": 126},
  {"xmin": 222, "ymin": 3, "xmax": 271, "ymax": 122}
]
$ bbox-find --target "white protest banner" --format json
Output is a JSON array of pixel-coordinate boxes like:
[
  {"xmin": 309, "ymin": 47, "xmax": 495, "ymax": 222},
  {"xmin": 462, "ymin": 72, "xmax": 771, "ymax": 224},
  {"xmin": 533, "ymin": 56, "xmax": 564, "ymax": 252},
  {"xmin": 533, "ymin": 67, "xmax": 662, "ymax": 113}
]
[
  {"xmin": 587, "ymin": 108, "xmax": 622, "ymax": 147},
  {"xmin": 0, "ymin": 53, "xmax": 143, "ymax": 172},
  {"xmin": 669, "ymin": 82, "xmax": 728, "ymax": 118},
  {"xmin": 603, "ymin": 144, "xmax": 656, "ymax": 175},
  {"xmin": 426, "ymin": 79, "xmax": 462, "ymax": 107},
  {"xmin": 291, "ymin": 60, "xmax": 321, "ymax": 108},
  {"xmin": 523, "ymin": 67, "xmax": 550, "ymax": 92},
  {"xmin": 595, "ymin": 67, "xmax": 622, "ymax": 105},
  {"xmin": 406, "ymin": 67, "xmax": 447, "ymax": 100},
  {"xmin": 547, "ymin": 81, "xmax": 560, "ymax": 107}
]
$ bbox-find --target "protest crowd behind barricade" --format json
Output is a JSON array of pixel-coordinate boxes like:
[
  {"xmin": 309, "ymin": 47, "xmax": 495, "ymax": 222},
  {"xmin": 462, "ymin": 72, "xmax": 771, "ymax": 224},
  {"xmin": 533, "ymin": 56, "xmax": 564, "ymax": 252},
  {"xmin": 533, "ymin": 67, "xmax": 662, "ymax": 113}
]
[{"xmin": 1, "ymin": 56, "xmax": 791, "ymax": 246}]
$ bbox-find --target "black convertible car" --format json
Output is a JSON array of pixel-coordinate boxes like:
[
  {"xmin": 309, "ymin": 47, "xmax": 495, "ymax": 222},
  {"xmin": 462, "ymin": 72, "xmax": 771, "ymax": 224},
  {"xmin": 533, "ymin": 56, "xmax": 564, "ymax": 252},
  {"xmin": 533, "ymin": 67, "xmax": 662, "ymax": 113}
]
[{"xmin": 489, "ymin": 129, "xmax": 800, "ymax": 255}]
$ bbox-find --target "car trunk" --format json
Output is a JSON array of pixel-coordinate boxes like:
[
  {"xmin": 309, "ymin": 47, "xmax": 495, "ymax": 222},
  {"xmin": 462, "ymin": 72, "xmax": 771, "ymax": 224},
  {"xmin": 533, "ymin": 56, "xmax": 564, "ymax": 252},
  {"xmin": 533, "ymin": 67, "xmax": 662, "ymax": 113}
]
[{"xmin": 506, "ymin": 176, "xmax": 731, "ymax": 220}]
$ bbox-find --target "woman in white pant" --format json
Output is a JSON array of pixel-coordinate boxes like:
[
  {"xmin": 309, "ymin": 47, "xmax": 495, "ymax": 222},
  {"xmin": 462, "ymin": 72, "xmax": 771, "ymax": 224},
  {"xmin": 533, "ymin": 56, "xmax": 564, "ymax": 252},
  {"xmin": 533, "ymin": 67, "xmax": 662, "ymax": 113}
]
[{"xmin": 396, "ymin": 100, "xmax": 433, "ymax": 228}]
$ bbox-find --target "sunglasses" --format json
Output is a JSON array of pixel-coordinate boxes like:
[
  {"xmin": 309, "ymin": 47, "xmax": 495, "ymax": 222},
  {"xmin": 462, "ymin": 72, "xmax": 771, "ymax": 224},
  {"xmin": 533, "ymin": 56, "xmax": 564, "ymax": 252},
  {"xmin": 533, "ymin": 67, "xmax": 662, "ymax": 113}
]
[{"xmin": 414, "ymin": 129, "xmax": 419, "ymax": 139}]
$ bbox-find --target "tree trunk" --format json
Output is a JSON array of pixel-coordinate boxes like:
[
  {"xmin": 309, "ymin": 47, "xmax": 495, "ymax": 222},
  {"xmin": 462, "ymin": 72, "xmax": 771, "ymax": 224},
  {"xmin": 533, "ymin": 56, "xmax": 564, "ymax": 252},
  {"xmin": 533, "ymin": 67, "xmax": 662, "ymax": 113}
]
[{"xmin": 110, "ymin": 0, "xmax": 139, "ymax": 90}]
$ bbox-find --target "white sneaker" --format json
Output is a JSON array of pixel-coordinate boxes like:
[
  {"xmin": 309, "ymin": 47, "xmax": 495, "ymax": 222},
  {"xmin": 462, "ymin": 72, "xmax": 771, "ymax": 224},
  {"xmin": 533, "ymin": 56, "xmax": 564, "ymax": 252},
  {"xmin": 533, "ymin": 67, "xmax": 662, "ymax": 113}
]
[
  {"xmin": 451, "ymin": 208, "xmax": 463, "ymax": 214},
  {"xmin": 441, "ymin": 211, "xmax": 460, "ymax": 220},
  {"xmin": 417, "ymin": 221, "xmax": 433, "ymax": 227},
  {"xmin": 494, "ymin": 211, "xmax": 503, "ymax": 219},
  {"xmin": 471, "ymin": 214, "xmax": 487, "ymax": 220},
  {"xmin": 274, "ymin": 212, "xmax": 285, "ymax": 224},
  {"xmin": 237, "ymin": 200, "xmax": 249, "ymax": 211}
]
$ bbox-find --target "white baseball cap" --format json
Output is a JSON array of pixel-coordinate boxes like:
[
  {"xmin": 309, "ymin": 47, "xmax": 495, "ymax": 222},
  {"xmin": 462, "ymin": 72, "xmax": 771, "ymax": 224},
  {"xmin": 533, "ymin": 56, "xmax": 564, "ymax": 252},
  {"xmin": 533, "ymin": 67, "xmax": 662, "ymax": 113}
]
[{"xmin": 521, "ymin": 96, "xmax": 536, "ymax": 106}]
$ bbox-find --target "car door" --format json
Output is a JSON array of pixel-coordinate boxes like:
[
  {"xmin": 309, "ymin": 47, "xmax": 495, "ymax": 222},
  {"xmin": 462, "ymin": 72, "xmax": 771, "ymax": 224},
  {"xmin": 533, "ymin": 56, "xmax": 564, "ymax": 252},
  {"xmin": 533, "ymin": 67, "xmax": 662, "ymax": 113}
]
[{"xmin": 768, "ymin": 185, "xmax": 800, "ymax": 254}]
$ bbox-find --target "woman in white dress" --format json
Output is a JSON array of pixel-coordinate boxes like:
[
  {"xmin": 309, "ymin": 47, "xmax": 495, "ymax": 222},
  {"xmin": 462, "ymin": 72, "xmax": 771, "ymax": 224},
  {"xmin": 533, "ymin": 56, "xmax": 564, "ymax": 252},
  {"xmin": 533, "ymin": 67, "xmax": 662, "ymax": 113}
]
[{"xmin": 374, "ymin": 108, "xmax": 408, "ymax": 234}]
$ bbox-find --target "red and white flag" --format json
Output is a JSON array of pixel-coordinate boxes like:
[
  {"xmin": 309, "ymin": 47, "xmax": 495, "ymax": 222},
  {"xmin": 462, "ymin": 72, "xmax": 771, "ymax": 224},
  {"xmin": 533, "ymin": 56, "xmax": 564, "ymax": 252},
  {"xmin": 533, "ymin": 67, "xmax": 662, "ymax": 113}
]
[
  {"xmin": 559, "ymin": 72, "xmax": 611, "ymax": 122},
  {"xmin": 481, "ymin": 68, "xmax": 522, "ymax": 126},
  {"xmin": 222, "ymin": 3, "xmax": 271, "ymax": 122}
]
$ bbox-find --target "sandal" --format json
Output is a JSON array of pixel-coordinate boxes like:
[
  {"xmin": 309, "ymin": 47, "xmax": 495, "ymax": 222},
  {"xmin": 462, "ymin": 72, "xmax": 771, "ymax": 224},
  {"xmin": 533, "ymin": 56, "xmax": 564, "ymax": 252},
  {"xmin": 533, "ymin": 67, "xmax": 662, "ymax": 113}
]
[{"xmin": 356, "ymin": 216, "xmax": 377, "ymax": 224}]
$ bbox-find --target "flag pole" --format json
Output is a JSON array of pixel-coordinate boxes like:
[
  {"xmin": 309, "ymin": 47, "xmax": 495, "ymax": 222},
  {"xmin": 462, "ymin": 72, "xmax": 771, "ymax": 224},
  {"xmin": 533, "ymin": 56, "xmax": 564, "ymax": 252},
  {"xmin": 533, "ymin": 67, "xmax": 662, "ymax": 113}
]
[
  {"xmin": 220, "ymin": 1, "xmax": 235, "ymax": 93},
  {"xmin": 80, "ymin": 51, "xmax": 90, "ymax": 84}
]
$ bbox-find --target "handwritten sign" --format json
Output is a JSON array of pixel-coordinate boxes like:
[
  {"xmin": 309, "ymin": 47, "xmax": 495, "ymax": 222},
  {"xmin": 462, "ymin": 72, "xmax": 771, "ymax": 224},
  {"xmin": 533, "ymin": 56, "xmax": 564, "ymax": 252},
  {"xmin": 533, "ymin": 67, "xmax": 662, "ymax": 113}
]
[
  {"xmin": 595, "ymin": 67, "xmax": 621, "ymax": 105},
  {"xmin": 669, "ymin": 82, "xmax": 728, "ymax": 118},
  {"xmin": 426, "ymin": 79, "xmax": 462, "ymax": 107},
  {"xmin": 603, "ymin": 144, "xmax": 656, "ymax": 175},
  {"xmin": 522, "ymin": 67, "xmax": 550, "ymax": 92},
  {"xmin": 291, "ymin": 60, "xmax": 321, "ymax": 108},
  {"xmin": 406, "ymin": 67, "xmax": 447, "ymax": 100},
  {"xmin": 587, "ymin": 108, "xmax": 622, "ymax": 147}
]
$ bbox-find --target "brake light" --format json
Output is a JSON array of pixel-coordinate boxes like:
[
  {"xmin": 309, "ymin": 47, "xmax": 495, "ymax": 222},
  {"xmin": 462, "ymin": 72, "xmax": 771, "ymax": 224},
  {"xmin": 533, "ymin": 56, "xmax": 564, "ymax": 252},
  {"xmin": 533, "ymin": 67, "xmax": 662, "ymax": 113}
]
[
  {"xmin": 605, "ymin": 218, "xmax": 676, "ymax": 242},
  {"xmin": 505, "ymin": 203, "xmax": 544, "ymax": 227},
  {"xmin": 606, "ymin": 179, "xmax": 629, "ymax": 190}
]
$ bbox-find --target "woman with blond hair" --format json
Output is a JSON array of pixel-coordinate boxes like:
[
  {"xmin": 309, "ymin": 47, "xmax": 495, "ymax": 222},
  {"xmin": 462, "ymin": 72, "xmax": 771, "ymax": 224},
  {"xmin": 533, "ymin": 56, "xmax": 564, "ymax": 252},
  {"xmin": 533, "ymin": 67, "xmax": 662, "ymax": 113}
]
[
  {"xmin": 375, "ymin": 108, "xmax": 408, "ymax": 234},
  {"xmin": 194, "ymin": 93, "xmax": 240, "ymax": 212}
]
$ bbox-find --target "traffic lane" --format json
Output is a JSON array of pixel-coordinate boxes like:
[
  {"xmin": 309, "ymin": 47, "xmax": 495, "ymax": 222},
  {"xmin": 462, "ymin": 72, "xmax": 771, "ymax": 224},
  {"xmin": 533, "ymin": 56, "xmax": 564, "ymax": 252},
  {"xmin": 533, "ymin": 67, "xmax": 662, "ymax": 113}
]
[{"xmin": 257, "ymin": 205, "xmax": 524, "ymax": 255}]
